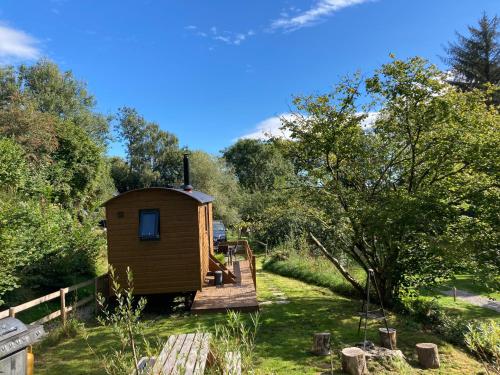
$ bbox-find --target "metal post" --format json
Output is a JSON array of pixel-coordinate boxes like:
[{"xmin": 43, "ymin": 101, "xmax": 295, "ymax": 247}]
[
  {"xmin": 453, "ymin": 287, "xmax": 457, "ymax": 302},
  {"xmin": 8, "ymin": 307, "xmax": 15, "ymax": 318},
  {"xmin": 363, "ymin": 270, "xmax": 371, "ymax": 350}
]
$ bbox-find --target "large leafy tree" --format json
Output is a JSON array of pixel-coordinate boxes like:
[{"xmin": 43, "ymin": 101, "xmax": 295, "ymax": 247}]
[
  {"xmin": 283, "ymin": 57, "xmax": 499, "ymax": 304},
  {"xmin": 111, "ymin": 107, "xmax": 182, "ymax": 192},
  {"xmin": 0, "ymin": 60, "xmax": 110, "ymax": 145},
  {"xmin": 223, "ymin": 139, "xmax": 294, "ymax": 192},
  {"xmin": 189, "ymin": 151, "xmax": 241, "ymax": 226},
  {"xmin": 443, "ymin": 13, "xmax": 499, "ymax": 104}
]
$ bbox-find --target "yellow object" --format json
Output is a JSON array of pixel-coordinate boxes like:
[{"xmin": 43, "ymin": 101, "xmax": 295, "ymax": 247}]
[{"xmin": 26, "ymin": 345, "xmax": 34, "ymax": 375}]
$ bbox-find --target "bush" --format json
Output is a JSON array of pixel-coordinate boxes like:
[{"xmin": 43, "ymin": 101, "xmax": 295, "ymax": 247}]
[
  {"xmin": 464, "ymin": 320, "xmax": 500, "ymax": 373},
  {"xmin": 0, "ymin": 196, "xmax": 104, "ymax": 305},
  {"xmin": 38, "ymin": 317, "xmax": 85, "ymax": 349}
]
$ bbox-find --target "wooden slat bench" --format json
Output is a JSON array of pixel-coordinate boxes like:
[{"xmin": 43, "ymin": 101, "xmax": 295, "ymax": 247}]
[{"xmin": 138, "ymin": 333, "xmax": 241, "ymax": 375}]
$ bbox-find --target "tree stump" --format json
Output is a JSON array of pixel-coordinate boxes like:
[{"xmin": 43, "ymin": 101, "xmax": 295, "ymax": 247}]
[
  {"xmin": 341, "ymin": 347, "xmax": 367, "ymax": 375},
  {"xmin": 416, "ymin": 343, "xmax": 440, "ymax": 369},
  {"xmin": 311, "ymin": 333, "xmax": 330, "ymax": 355},
  {"xmin": 378, "ymin": 328, "xmax": 397, "ymax": 349}
]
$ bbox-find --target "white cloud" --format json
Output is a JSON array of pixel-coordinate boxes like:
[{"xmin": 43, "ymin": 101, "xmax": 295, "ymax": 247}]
[
  {"xmin": 240, "ymin": 111, "xmax": 379, "ymax": 140},
  {"xmin": 239, "ymin": 113, "xmax": 298, "ymax": 140},
  {"xmin": 271, "ymin": 0, "xmax": 373, "ymax": 31},
  {"xmin": 0, "ymin": 24, "xmax": 40, "ymax": 63},
  {"xmin": 186, "ymin": 25, "xmax": 254, "ymax": 46},
  {"xmin": 360, "ymin": 111, "xmax": 379, "ymax": 129}
]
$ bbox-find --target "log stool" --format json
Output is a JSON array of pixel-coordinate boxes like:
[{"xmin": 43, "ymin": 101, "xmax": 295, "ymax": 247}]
[
  {"xmin": 341, "ymin": 347, "xmax": 367, "ymax": 375},
  {"xmin": 311, "ymin": 332, "xmax": 330, "ymax": 355},
  {"xmin": 416, "ymin": 343, "xmax": 440, "ymax": 369},
  {"xmin": 378, "ymin": 327, "xmax": 396, "ymax": 349}
]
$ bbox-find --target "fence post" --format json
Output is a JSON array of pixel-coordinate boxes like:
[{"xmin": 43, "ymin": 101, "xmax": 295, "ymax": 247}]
[
  {"xmin": 453, "ymin": 287, "xmax": 457, "ymax": 302},
  {"xmin": 252, "ymin": 255, "xmax": 257, "ymax": 290},
  {"xmin": 60, "ymin": 288, "xmax": 66, "ymax": 325},
  {"xmin": 8, "ymin": 307, "xmax": 15, "ymax": 318}
]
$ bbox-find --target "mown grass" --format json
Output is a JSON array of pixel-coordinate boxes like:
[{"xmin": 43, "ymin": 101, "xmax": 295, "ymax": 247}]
[
  {"xmin": 34, "ymin": 257, "xmax": 484, "ymax": 374},
  {"xmin": 264, "ymin": 252, "xmax": 499, "ymax": 323}
]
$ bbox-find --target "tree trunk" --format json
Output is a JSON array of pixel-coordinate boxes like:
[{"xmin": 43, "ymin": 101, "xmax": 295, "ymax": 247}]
[
  {"xmin": 378, "ymin": 328, "xmax": 397, "ymax": 349},
  {"xmin": 309, "ymin": 233, "xmax": 365, "ymax": 295},
  {"xmin": 311, "ymin": 333, "xmax": 330, "ymax": 355},
  {"xmin": 341, "ymin": 347, "xmax": 367, "ymax": 375},
  {"xmin": 416, "ymin": 343, "xmax": 440, "ymax": 369}
]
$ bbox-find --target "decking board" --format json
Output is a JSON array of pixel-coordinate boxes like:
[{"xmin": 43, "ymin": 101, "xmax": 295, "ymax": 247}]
[{"xmin": 191, "ymin": 260, "xmax": 259, "ymax": 314}]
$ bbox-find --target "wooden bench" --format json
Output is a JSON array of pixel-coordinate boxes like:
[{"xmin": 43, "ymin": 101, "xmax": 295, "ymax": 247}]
[{"xmin": 137, "ymin": 333, "xmax": 241, "ymax": 375}]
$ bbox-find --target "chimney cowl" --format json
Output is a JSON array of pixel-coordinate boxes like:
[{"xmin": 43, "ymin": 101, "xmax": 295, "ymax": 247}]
[{"xmin": 182, "ymin": 153, "xmax": 193, "ymax": 191}]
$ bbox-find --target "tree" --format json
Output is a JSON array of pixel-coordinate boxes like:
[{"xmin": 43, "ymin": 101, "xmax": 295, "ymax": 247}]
[
  {"xmin": 189, "ymin": 151, "xmax": 241, "ymax": 226},
  {"xmin": 112, "ymin": 107, "xmax": 182, "ymax": 192},
  {"xmin": 0, "ymin": 60, "xmax": 110, "ymax": 145},
  {"xmin": 443, "ymin": 13, "xmax": 499, "ymax": 104},
  {"xmin": 283, "ymin": 57, "xmax": 499, "ymax": 304},
  {"xmin": 223, "ymin": 139, "xmax": 293, "ymax": 192}
]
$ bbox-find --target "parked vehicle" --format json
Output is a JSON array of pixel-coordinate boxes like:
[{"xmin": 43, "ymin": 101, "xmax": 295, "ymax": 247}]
[{"xmin": 213, "ymin": 220, "xmax": 227, "ymax": 244}]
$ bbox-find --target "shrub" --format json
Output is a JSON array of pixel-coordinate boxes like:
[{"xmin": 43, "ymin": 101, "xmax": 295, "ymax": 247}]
[
  {"xmin": 94, "ymin": 266, "xmax": 159, "ymax": 375},
  {"xmin": 38, "ymin": 316, "xmax": 85, "ymax": 349},
  {"xmin": 464, "ymin": 320, "xmax": 500, "ymax": 374}
]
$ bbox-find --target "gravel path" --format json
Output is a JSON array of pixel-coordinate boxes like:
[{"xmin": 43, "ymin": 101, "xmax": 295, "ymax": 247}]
[{"xmin": 441, "ymin": 289, "xmax": 500, "ymax": 313}]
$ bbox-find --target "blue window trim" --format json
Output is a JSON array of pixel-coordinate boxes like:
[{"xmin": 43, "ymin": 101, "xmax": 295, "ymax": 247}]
[{"xmin": 138, "ymin": 209, "xmax": 160, "ymax": 241}]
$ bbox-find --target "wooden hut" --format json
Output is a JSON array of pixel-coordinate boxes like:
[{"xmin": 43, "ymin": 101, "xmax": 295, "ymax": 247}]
[{"xmin": 102, "ymin": 155, "xmax": 216, "ymax": 295}]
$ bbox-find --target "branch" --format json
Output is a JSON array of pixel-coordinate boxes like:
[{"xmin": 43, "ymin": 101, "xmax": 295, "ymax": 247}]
[{"xmin": 309, "ymin": 233, "xmax": 365, "ymax": 295}]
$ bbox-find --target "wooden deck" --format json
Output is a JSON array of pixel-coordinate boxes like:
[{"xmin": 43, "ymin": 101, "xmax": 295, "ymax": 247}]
[{"xmin": 191, "ymin": 259, "xmax": 259, "ymax": 314}]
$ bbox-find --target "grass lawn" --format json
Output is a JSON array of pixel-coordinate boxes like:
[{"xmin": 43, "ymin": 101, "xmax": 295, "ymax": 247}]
[
  {"xmin": 265, "ymin": 252, "xmax": 499, "ymax": 323},
  {"xmin": 34, "ymin": 257, "xmax": 485, "ymax": 374}
]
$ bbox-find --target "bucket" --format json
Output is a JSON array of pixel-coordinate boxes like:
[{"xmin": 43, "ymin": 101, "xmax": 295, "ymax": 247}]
[{"xmin": 215, "ymin": 271, "xmax": 223, "ymax": 286}]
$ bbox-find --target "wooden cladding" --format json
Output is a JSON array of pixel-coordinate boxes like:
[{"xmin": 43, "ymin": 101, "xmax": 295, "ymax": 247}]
[{"xmin": 105, "ymin": 188, "xmax": 213, "ymax": 295}]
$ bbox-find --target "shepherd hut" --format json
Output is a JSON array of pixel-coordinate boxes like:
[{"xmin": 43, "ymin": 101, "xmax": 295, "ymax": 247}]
[{"xmin": 102, "ymin": 155, "xmax": 216, "ymax": 295}]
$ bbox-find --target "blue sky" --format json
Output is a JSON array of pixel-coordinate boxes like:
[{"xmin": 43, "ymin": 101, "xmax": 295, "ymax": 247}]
[{"xmin": 0, "ymin": 0, "xmax": 498, "ymax": 156}]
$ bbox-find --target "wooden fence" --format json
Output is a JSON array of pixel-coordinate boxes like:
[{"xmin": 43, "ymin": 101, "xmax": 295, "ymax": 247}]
[{"xmin": 0, "ymin": 274, "xmax": 109, "ymax": 325}]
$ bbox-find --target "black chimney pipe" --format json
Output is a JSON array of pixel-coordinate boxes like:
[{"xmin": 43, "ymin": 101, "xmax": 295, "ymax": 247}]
[{"xmin": 183, "ymin": 153, "xmax": 193, "ymax": 191}]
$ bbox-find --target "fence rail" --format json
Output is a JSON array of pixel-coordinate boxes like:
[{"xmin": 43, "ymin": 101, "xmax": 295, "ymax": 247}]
[{"xmin": 0, "ymin": 274, "xmax": 108, "ymax": 325}]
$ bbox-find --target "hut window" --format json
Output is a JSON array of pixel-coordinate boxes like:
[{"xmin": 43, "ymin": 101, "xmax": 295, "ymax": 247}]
[{"xmin": 138, "ymin": 209, "xmax": 160, "ymax": 240}]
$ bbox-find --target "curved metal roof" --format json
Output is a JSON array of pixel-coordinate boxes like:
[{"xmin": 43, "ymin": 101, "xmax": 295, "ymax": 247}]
[{"xmin": 102, "ymin": 187, "xmax": 214, "ymax": 206}]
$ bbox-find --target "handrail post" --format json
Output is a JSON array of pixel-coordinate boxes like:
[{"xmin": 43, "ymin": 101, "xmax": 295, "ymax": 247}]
[
  {"xmin": 60, "ymin": 288, "xmax": 66, "ymax": 325},
  {"xmin": 9, "ymin": 307, "xmax": 15, "ymax": 318}
]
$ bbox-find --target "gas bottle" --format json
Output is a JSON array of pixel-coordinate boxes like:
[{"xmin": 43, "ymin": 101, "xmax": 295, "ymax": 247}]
[{"xmin": 27, "ymin": 345, "xmax": 34, "ymax": 375}]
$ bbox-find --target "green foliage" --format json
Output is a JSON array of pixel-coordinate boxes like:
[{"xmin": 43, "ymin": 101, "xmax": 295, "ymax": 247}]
[
  {"xmin": 189, "ymin": 150, "xmax": 240, "ymax": 226},
  {"xmin": 211, "ymin": 311, "xmax": 260, "ymax": 373},
  {"xmin": 111, "ymin": 107, "xmax": 182, "ymax": 192},
  {"xmin": 0, "ymin": 196, "xmax": 104, "ymax": 303},
  {"xmin": 223, "ymin": 138, "xmax": 294, "ymax": 192},
  {"xmin": 0, "ymin": 60, "xmax": 114, "ymax": 305},
  {"xmin": 464, "ymin": 320, "xmax": 500, "ymax": 373},
  {"xmin": 282, "ymin": 56, "xmax": 500, "ymax": 304},
  {"xmin": 263, "ymin": 236, "xmax": 365, "ymax": 297},
  {"xmin": 39, "ymin": 317, "xmax": 86, "ymax": 350},
  {"xmin": 0, "ymin": 137, "xmax": 28, "ymax": 191},
  {"xmin": 95, "ymin": 266, "xmax": 155, "ymax": 375}
]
